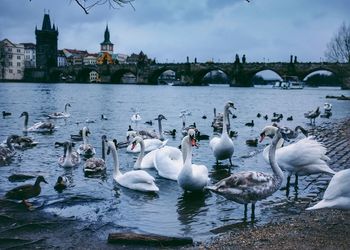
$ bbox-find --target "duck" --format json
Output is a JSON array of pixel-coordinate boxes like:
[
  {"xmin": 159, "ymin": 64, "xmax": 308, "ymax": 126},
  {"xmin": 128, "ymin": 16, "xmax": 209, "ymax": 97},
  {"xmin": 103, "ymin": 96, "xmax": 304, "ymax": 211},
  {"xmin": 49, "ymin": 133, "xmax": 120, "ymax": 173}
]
[
  {"xmin": 257, "ymin": 113, "xmax": 261, "ymax": 118},
  {"xmin": 178, "ymin": 129, "xmax": 209, "ymax": 192},
  {"xmin": 306, "ymin": 168, "xmax": 350, "ymax": 210},
  {"xmin": 304, "ymin": 107, "xmax": 321, "ymax": 125},
  {"xmin": 107, "ymin": 140, "xmax": 159, "ymax": 192},
  {"xmin": 5, "ymin": 175, "xmax": 47, "ymax": 209},
  {"xmin": 70, "ymin": 129, "xmax": 83, "ymax": 141},
  {"xmin": 260, "ymin": 125, "xmax": 335, "ymax": 194},
  {"xmin": 20, "ymin": 111, "xmax": 55, "ymax": 133},
  {"xmin": 77, "ymin": 127, "xmax": 96, "ymax": 158},
  {"xmin": 0, "ymin": 135, "xmax": 17, "ymax": 164},
  {"xmin": 209, "ymin": 101, "xmax": 235, "ymax": 166},
  {"xmin": 58, "ymin": 142, "xmax": 81, "ymax": 167},
  {"xmin": 131, "ymin": 136, "xmax": 157, "ymax": 170},
  {"xmin": 84, "ymin": 135, "xmax": 107, "ymax": 175},
  {"xmin": 245, "ymin": 138, "xmax": 258, "ymax": 147},
  {"xmin": 2, "ymin": 111, "xmax": 11, "ymax": 117},
  {"xmin": 54, "ymin": 176, "xmax": 70, "ymax": 192},
  {"xmin": 163, "ymin": 129, "xmax": 177, "ymax": 137},
  {"xmin": 154, "ymin": 144, "xmax": 184, "ymax": 181},
  {"xmin": 206, "ymin": 128, "xmax": 287, "ymax": 220},
  {"xmin": 245, "ymin": 120, "xmax": 254, "ymax": 127},
  {"xmin": 101, "ymin": 114, "xmax": 108, "ymax": 120},
  {"xmin": 9, "ymin": 134, "xmax": 38, "ymax": 149},
  {"xmin": 263, "ymin": 115, "xmax": 268, "ymax": 120},
  {"xmin": 144, "ymin": 120, "xmax": 153, "ymax": 125},
  {"xmin": 286, "ymin": 116, "xmax": 293, "ymax": 121},
  {"xmin": 202, "ymin": 115, "xmax": 207, "ymax": 119},
  {"xmin": 48, "ymin": 103, "xmax": 71, "ymax": 119}
]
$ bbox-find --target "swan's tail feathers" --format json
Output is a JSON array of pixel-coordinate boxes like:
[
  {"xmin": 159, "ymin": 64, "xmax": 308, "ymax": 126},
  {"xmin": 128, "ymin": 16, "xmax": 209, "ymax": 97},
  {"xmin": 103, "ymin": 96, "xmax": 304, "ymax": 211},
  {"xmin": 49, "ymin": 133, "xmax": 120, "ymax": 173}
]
[
  {"xmin": 205, "ymin": 185, "xmax": 218, "ymax": 192},
  {"xmin": 306, "ymin": 200, "xmax": 328, "ymax": 210}
]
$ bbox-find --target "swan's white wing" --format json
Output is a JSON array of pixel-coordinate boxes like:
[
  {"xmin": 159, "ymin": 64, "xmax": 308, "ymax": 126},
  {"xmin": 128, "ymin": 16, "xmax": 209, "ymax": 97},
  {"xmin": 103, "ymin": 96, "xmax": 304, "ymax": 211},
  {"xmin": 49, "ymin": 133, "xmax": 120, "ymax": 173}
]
[
  {"xmin": 121, "ymin": 170, "xmax": 155, "ymax": 184},
  {"xmin": 140, "ymin": 149, "xmax": 157, "ymax": 169},
  {"xmin": 323, "ymin": 169, "xmax": 350, "ymax": 200},
  {"xmin": 154, "ymin": 146, "xmax": 183, "ymax": 180},
  {"xmin": 209, "ymin": 136, "xmax": 220, "ymax": 151}
]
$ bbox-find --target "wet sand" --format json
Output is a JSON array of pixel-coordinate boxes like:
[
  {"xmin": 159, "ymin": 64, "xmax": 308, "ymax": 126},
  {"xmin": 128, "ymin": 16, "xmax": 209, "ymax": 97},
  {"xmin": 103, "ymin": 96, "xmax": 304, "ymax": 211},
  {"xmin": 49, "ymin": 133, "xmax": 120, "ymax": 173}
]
[{"xmin": 1, "ymin": 118, "xmax": 350, "ymax": 249}]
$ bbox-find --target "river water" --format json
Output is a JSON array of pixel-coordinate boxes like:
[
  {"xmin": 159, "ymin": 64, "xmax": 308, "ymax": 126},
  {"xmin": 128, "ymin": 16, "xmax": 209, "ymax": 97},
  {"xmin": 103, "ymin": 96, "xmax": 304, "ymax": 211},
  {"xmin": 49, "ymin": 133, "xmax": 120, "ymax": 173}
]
[{"xmin": 0, "ymin": 82, "xmax": 349, "ymax": 242}]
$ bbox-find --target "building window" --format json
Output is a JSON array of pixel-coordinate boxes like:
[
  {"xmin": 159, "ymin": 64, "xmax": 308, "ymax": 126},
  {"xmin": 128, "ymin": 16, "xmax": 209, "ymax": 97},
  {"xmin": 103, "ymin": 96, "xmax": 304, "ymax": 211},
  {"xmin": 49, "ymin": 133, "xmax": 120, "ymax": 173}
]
[
  {"xmin": 8, "ymin": 54, "xmax": 12, "ymax": 59},
  {"xmin": 17, "ymin": 49, "xmax": 21, "ymax": 53},
  {"xmin": 17, "ymin": 62, "xmax": 21, "ymax": 66},
  {"xmin": 8, "ymin": 48, "xmax": 12, "ymax": 52},
  {"xmin": 17, "ymin": 55, "xmax": 21, "ymax": 59},
  {"xmin": 9, "ymin": 62, "xmax": 13, "ymax": 66},
  {"xmin": 17, "ymin": 70, "xmax": 22, "ymax": 74},
  {"xmin": 9, "ymin": 69, "xmax": 13, "ymax": 73}
]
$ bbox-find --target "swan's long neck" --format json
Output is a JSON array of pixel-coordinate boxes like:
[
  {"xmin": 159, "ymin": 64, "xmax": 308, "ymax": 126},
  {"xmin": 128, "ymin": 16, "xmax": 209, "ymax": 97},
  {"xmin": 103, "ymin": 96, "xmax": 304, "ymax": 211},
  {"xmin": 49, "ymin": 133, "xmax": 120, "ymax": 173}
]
[
  {"xmin": 158, "ymin": 119, "xmax": 164, "ymax": 140},
  {"xmin": 63, "ymin": 145, "xmax": 72, "ymax": 165},
  {"xmin": 82, "ymin": 129, "xmax": 88, "ymax": 145},
  {"xmin": 135, "ymin": 140, "xmax": 145, "ymax": 168},
  {"xmin": 181, "ymin": 115, "xmax": 186, "ymax": 130},
  {"xmin": 23, "ymin": 114, "xmax": 28, "ymax": 131},
  {"xmin": 110, "ymin": 143, "xmax": 120, "ymax": 176},
  {"xmin": 269, "ymin": 134, "xmax": 284, "ymax": 183},
  {"xmin": 64, "ymin": 104, "xmax": 68, "ymax": 113},
  {"xmin": 223, "ymin": 106, "xmax": 229, "ymax": 135},
  {"xmin": 6, "ymin": 136, "xmax": 14, "ymax": 151},
  {"xmin": 182, "ymin": 136, "xmax": 193, "ymax": 173},
  {"xmin": 101, "ymin": 139, "xmax": 105, "ymax": 160}
]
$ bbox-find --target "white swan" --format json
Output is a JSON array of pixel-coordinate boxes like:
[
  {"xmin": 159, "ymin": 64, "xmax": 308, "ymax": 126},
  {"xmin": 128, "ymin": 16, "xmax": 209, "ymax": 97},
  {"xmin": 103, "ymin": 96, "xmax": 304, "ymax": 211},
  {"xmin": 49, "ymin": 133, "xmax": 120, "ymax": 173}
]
[
  {"xmin": 58, "ymin": 142, "xmax": 81, "ymax": 167},
  {"xmin": 126, "ymin": 135, "xmax": 167, "ymax": 153},
  {"xmin": 178, "ymin": 129, "xmax": 209, "ymax": 192},
  {"xmin": 48, "ymin": 103, "xmax": 71, "ymax": 119},
  {"xmin": 260, "ymin": 125, "xmax": 335, "ymax": 190},
  {"xmin": 131, "ymin": 136, "xmax": 157, "ymax": 170},
  {"xmin": 209, "ymin": 101, "xmax": 235, "ymax": 165},
  {"xmin": 0, "ymin": 135, "xmax": 16, "ymax": 164},
  {"xmin": 84, "ymin": 135, "xmax": 107, "ymax": 174},
  {"xmin": 154, "ymin": 145, "xmax": 183, "ymax": 181},
  {"xmin": 307, "ymin": 169, "xmax": 350, "ymax": 210},
  {"xmin": 20, "ymin": 111, "xmax": 55, "ymax": 133},
  {"xmin": 206, "ymin": 128, "xmax": 287, "ymax": 219},
  {"xmin": 77, "ymin": 127, "xmax": 96, "ymax": 158},
  {"xmin": 107, "ymin": 140, "xmax": 159, "ymax": 192}
]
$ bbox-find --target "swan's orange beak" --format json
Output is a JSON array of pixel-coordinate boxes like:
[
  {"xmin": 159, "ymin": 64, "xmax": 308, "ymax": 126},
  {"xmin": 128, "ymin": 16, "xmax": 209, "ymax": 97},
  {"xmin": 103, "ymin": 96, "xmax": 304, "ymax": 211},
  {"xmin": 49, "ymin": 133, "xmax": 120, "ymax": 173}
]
[{"xmin": 191, "ymin": 138, "xmax": 197, "ymax": 147}]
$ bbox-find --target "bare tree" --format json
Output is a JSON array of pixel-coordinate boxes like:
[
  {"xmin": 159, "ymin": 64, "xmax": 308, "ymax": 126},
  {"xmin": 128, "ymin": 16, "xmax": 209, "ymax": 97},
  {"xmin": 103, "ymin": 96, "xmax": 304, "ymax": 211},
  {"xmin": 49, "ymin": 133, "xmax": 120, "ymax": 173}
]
[
  {"xmin": 325, "ymin": 22, "xmax": 350, "ymax": 63},
  {"xmin": 73, "ymin": 0, "xmax": 135, "ymax": 14}
]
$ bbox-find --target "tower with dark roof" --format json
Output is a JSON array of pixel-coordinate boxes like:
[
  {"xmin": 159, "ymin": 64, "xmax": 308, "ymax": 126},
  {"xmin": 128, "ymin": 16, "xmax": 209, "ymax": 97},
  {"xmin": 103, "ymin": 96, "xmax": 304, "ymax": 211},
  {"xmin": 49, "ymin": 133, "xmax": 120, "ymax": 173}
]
[
  {"xmin": 35, "ymin": 13, "xmax": 58, "ymax": 69},
  {"xmin": 100, "ymin": 25, "xmax": 114, "ymax": 54}
]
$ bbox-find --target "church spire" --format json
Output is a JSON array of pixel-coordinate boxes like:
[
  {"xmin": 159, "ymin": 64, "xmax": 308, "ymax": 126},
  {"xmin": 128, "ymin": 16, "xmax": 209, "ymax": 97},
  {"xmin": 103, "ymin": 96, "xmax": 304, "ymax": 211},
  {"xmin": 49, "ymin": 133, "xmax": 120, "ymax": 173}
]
[
  {"xmin": 102, "ymin": 25, "xmax": 112, "ymax": 44},
  {"xmin": 42, "ymin": 13, "xmax": 52, "ymax": 30}
]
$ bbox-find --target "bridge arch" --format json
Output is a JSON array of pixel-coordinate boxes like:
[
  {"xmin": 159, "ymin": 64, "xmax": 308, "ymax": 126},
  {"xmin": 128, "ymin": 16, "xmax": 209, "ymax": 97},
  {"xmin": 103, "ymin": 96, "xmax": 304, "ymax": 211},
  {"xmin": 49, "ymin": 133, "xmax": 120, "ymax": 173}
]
[
  {"xmin": 111, "ymin": 69, "xmax": 137, "ymax": 84},
  {"xmin": 148, "ymin": 67, "xmax": 180, "ymax": 85},
  {"xmin": 193, "ymin": 67, "xmax": 232, "ymax": 85}
]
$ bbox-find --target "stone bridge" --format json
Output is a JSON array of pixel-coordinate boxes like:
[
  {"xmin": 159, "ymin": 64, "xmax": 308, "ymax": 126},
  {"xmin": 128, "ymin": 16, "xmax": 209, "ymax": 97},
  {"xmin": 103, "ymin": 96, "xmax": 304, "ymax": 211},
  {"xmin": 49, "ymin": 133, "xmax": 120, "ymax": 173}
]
[{"xmin": 50, "ymin": 62, "xmax": 350, "ymax": 89}]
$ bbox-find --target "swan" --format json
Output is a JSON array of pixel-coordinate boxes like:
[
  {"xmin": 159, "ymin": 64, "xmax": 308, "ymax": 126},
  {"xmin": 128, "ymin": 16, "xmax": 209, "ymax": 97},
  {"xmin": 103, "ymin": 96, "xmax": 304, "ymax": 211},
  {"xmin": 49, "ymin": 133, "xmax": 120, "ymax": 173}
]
[
  {"xmin": 20, "ymin": 111, "xmax": 55, "ymax": 133},
  {"xmin": 260, "ymin": 125, "xmax": 335, "ymax": 192},
  {"xmin": 107, "ymin": 140, "xmax": 159, "ymax": 192},
  {"xmin": 178, "ymin": 129, "xmax": 209, "ymax": 192},
  {"xmin": 307, "ymin": 169, "xmax": 350, "ymax": 210},
  {"xmin": 58, "ymin": 142, "xmax": 81, "ymax": 167},
  {"xmin": 324, "ymin": 103, "xmax": 332, "ymax": 113},
  {"xmin": 131, "ymin": 136, "xmax": 157, "ymax": 170},
  {"xmin": 0, "ymin": 135, "xmax": 16, "ymax": 164},
  {"xmin": 206, "ymin": 128, "xmax": 287, "ymax": 220},
  {"xmin": 8, "ymin": 134, "xmax": 38, "ymax": 149},
  {"xmin": 211, "ymin": 107, "xmax": 232, "ymax": 133},
  {"xmin": 153, "ymin": 144, "xmax": 183, "ymax": 181},
  {"xmin": 304, "ymin": 107, "xmax": 321, "ymax": 125},
  {"xmin": 209, "ymin": 101, "xmax": 235, "ymax": 166},
  {"xmin": 77, "ymin": 127, "xmax": 96, "ymax": 158},
  {"xmin": 126, "ymin": 133, "xmax": 167, "ymax": 153},
  {"xmin": 84, "ymin": 135, "xmax": 107, "ymax": 174},
  {"xmin": 48, "ymin": 103, "xmax": 71, "ymax": 119}
]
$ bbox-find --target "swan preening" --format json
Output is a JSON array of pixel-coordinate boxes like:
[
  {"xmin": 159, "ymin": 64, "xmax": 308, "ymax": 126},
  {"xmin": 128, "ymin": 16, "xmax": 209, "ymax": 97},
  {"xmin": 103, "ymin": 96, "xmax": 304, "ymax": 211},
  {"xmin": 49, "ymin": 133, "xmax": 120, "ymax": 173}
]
[
  {"xmin": 209, "ymin": 101, "xmax": 235, "ymax": 166},
  {"xmin": 177, "ymin": 129, "xmax": 209, "ymax": 192},
  {"xmin": 260, "ymin": 125, "xmax": 335, "ymax": 194},
  {"xmin": 304, "ymin": 107, "xmax": 321, "ymax": 125},
  {"xmin": 20, "ymin": 111, "xmax": 55, "ymax": 133},
  {"xmin": 84, "ymin": 135, "xmax": 107, "ymax": 175},
  {"xmin": 107, "ymin": 140, "xmax": 159, "ymax": 192},
  {"xmin": 307, "ymin": 169, "xmax": 350, "ymax": 210},
  {"xmin": 206, "ymin": 128, "xmax": 287, "ymax": 219},
  {"xmin": 58, "ymin": 141, "xmax": 81, "ymax": 167},
  {"xmin": 48, "ymin": 103, "xmax": 71, "ymax": 119},
  {"xmin": 8, "ymin": 135, "xmax": 38, "ymax": 150},
  {"xmin": 77, "ymin": 127, "xmax": 96, "ymax": 158}
]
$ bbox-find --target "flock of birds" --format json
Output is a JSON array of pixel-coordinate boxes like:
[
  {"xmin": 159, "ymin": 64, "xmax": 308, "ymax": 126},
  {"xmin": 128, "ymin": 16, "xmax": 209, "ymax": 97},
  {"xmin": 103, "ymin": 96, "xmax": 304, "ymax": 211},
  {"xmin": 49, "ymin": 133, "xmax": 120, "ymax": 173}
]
[{"xmin": 1, "ymin": 100, "xmax": 348, "ymax": 219}]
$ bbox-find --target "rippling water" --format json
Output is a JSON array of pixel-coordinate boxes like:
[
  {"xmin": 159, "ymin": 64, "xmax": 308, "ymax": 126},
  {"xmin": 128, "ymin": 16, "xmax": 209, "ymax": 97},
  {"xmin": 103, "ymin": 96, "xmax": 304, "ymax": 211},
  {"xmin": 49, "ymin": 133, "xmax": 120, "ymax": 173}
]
[{"xmin": 0, "ymin": 82, "xmax": 350, "ymax": 241}]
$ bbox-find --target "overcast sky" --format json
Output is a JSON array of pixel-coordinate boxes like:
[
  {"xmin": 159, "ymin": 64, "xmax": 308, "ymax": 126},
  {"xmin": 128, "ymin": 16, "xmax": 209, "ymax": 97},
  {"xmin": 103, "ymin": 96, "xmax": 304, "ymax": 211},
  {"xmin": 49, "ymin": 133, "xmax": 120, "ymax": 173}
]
[{"xmin": 0, "ymin": 0, "xmax": 349, "ymax": 63}]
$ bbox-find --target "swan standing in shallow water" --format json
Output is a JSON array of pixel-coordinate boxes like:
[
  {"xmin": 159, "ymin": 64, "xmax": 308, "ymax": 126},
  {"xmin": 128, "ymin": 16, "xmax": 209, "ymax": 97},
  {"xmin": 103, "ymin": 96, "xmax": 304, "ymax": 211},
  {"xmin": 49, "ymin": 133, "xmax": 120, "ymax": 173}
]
[
  {"xmin": 84, "ymin": 135, "xmax": 107, "ymax": 175},
  {"xmin": 77, "ymin": 127, "xmax": 96, "ymax": 158},
  {"xmin": 48, "ymin": 103, "xmax": 71, "ymax": 119},
  {"xmin": 58, "ymin": 142, "xmax": 81, "ymax": 167},
  {"xmin": 20, "ymin": 111, "xmax": 55, "ymax": 133},
  {"xmin": 260, "ymin": 125, "xmax": 335, "ymax": 194},
  {"xmin": 178, "ymin": 129, "xmax": 209, "ymax": 192},
  {"xmin": 307, "ymin": 168, "xmax": 350, "ymax": 210},
  {"xmin": 209, "ymin": 101, "xmax": 235, "ymax": 166},
  {"xmin": 107, "ymin": 140, "xmax": 159, "ymax": 192},
  {"xmin": 206, "ymin": 128, "xmax": 287, "ymax": 220}
]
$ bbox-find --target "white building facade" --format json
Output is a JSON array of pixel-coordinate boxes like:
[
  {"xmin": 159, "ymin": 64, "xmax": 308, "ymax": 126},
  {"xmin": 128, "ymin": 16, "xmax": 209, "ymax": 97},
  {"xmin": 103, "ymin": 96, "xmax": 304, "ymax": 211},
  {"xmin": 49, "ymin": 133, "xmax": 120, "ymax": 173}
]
[{"xmin": 0, "ymin": 39, "xmax": 25, "ymax": 80}]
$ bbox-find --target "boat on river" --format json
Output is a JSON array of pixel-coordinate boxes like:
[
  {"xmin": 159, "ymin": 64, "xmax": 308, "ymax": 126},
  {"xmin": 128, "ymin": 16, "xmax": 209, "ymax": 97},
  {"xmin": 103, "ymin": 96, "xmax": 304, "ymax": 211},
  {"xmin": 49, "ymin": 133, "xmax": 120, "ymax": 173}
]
[{"xmin": 279, "ymin": 76, "xmax": 304, "ymax": 89}]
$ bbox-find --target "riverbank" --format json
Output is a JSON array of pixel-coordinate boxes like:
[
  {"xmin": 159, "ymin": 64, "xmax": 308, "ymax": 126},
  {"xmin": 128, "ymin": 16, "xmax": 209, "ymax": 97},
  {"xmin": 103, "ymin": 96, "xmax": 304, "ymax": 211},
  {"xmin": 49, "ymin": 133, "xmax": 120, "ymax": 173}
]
[
  {"xmin": 1, "ymin": 118, "xmax": 349, "ymax": 249},
  {"xmin": 199, "ymin": 117, "xmax": 350, "ymax": 250}
]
